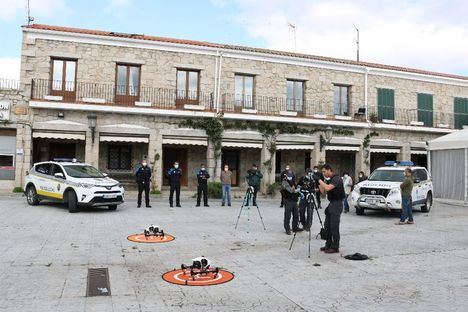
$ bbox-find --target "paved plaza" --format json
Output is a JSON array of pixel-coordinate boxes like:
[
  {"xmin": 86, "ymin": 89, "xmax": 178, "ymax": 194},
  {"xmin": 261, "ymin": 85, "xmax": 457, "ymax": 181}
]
[{"xmin": 0, "ymin": 194, "xmax": 467, "ymax": 312}]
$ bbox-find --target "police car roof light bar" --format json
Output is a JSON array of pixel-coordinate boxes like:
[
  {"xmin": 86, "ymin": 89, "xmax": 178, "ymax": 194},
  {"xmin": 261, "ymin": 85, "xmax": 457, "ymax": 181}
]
[
  {"xmin": 384, "ymin": 161, "xmax": 414, "ymax": 167},
  {"xmin": 53, "ymin": 158, "xmax": 82, "ymax": 163}
]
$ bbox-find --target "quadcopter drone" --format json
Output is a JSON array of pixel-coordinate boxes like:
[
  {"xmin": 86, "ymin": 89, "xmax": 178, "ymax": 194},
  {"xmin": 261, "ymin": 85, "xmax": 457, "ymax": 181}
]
[
  {"xmin": 181, "ymin": 257, "xmax": 219, "ymax": 280},
  {"xmin": 144, "ymin": 224, "xmax": 164, "ymax": 238}
]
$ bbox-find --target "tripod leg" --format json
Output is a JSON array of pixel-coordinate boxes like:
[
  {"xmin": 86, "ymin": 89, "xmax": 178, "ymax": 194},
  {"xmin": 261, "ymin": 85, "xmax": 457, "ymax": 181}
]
[
  {"xmin": 235, "ymin": 193, "xmax": 248, "ymax": 229},
  {"xmin": 255, "ymin": 204, "xmax": 267, "ymax": 230},
  {"xmin": 289, "ymin": 231, "xmax": 297, "ymax": 250},
  {"xmin": 308, "ymin": 221, "xmax": 312, "ymax": 258}
]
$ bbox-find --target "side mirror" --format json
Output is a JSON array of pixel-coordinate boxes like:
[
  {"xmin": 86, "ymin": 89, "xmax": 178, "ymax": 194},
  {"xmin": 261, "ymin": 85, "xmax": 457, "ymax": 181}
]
[
  {"xmin": 54, "ymin": 172, "xmax": 65, "ymax": 179},
  {"xmin": 102, "ymin": 173, "xmax": 108, "ymax": 177},
  {"xmin": 414, "ymin": 179, "xmax": 420, "ymax": 184}
]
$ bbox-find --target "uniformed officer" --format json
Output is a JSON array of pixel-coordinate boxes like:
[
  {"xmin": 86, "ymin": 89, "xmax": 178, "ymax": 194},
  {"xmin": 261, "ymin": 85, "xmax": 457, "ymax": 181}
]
[
  {"xmin": 136, "ymin": 158, "xmax": 152, "ymax": 208},
  {"xmin": 196, "ymin": 163, "xmax": 210, "ymax": 207},
  {"xmin": 168, "ymin": 161, "xmax": 182, "ymax": 207}
]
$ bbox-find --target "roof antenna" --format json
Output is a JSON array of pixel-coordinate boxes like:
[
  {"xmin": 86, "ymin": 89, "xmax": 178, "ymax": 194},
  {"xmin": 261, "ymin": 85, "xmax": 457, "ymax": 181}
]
[
  {"xmin": 287, "ymin": 22, "xmax": 297, "ymax": 51},
  {"xmin": 353, "ymin": 24, "xmax": 360, "ymax": 62},
  {"xmin": 27, "ymin": 0, "xmax": 34, "ymax": 25}
]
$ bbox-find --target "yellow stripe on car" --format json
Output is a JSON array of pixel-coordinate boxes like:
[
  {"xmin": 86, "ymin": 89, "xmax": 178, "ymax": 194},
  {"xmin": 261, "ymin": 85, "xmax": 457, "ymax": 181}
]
[{"xmin": 37, "ymin": 189, "xmax": 63, "ymax": 199}]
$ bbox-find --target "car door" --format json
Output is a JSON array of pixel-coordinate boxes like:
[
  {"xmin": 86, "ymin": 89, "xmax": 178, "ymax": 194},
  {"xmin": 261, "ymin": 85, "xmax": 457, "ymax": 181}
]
[
  {"xmin": 34, "ymin": 163, "xmax": 55, "ymax": 198},
  {"xmin": 49, "ymin": 164, "xmax": 67, "ymax": 200},
  {"xmin": 418, "ymin": 169, "xmax": 430, "ymax": 202},
  {"xmin": 411, "ymin": 169, "xmax": 423, "ymax": 205}
]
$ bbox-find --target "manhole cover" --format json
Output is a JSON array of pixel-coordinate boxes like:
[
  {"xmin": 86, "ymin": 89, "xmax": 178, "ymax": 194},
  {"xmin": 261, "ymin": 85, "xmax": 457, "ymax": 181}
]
[{"xmin": 86, "ymin": 268, "xmax": 111, "ymax": 297}]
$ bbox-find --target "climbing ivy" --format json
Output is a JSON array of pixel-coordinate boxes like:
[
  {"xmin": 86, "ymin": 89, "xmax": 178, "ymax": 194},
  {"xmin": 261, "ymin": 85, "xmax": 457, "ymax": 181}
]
[{"xmin": 363, "ymin": 131, "xmax": 379, "ymax": 165}]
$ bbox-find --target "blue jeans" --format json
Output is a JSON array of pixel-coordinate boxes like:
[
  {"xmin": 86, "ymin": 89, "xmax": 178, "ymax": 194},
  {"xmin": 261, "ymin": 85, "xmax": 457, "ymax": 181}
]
[
  {"xmin": 222, "ymin": 184, "xmax": 231, "ymax": 205},
  {"xmin": 400, "ymin": 196, "xmax": 413, "ymax": 222},
  {"xmin": 343, "ymin": 194, "xmax": 350, "ymax": 211}
]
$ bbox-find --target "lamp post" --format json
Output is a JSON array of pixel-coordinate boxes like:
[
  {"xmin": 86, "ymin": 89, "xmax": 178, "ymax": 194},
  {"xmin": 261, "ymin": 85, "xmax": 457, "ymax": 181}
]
[
  {"xmin": 320, "ymin": 126, "xmax": 333, "ymax": 152},
  {"xmin": 87, "ymin": 113, "xmax": 97, "ymax": 144}
]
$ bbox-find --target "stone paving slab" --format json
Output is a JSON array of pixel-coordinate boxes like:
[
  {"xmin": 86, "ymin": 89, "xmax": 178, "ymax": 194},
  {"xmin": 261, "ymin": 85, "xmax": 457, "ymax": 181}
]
[{"xmin": 0, "ymin": 196, "xmax": 467, "ymax": 311}]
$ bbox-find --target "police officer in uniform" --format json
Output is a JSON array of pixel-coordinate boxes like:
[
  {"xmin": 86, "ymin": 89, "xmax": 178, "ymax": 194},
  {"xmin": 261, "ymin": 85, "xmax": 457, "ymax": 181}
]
[
  {"xmin": 196, "ymin": 163, "xmax": 210, "ymax": 207},
  {"xmin": 168, "ymin": 161, "xmax": 182, "ymax": 207},
  {"xmin": 136, "ymin": 158, "xmax": 152, "ymax": 208}
]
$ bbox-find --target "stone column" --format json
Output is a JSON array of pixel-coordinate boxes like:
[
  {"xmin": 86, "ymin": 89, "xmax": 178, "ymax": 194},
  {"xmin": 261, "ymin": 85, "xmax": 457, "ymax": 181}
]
[
  {"xmin": 355, "ymin": 147, "xmax": 369, "ymax": 178},
  {"xmin": 15, "ymin": 124, "xmax": 32, "ymax": 188},
  {"xmin": 398, "ymin": 143, "xmax": 411, "ymax": 162},
  {"xmin": 85, "ymin": 129, "xmax": 99, "ymax": 168},
  {"xmin": 148, "ymin": 131, "xmax": 163, "ymax": 191},
  {"xmin": 207, "ymin": 140, "xmax": 220, "ymax": 182},
  {"xmin": 310, "ymin": 136, "xmax": 326, "ymax": 167}
]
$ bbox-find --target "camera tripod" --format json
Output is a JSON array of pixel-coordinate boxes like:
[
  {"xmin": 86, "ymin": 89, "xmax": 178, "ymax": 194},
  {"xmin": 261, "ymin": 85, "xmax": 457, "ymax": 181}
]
[
  {"xmin": 235, "ymin": 186, "xmax": 267, "ymax": 233},
  {"xmin": 289, "ymin": 190, "xmax": 325, "ymax": 258}
]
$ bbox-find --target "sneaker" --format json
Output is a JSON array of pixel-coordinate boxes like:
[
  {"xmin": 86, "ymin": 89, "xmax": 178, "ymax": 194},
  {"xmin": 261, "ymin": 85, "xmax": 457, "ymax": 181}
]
[
  {"xmin": 137, "ymin": 204, "xmax": 141, "ymax": 208},
  {"xmin": 196, "ymin": 204, "xmax": 200, "ymax": 207},
  {"xmin": 170, "ymin": 204, "xmax": 173, "ymax": 208},
  {"xmin": 320, "ymin": 246, "xmax": 329, "ymax": 252},
  {"xmin": 146, "ymin": 205, "xmax": 152, "ymax": 208},
  {"xmin": 222, "ymin": 204, "xmax": 225, "ymax": 207},
  {"xmin": 228, "ymin": 203, "xmax": 231, "ymax": 206},
  {"xmin": 303, "ymin": 227, "xmax": 310, "ymax": 232},
  {"xmin": 406, "ymin": 221, "xmax": 415, "ymax": 224},
  {"xmin": 176, "ymin": 205, "xmax": 181, "ymax": 207},
  {"xmin": 204, "ymin": 204, "xmax": 209, "ymax": 207},
  {"xmin": 395, "ymin": 221, "xmax": 406, "ymax": 225},
  {"xmin": 324, "ymin": 248, "xmax": 339, "ymax": 254},
  {"xmin": 293, "ymin": 228, "xmax": 304, "ymax": 233},
  {"xmin": 286, "ymin": 230, "xmax": 292, "ymax": 235},
  {"xmin": 344, "ymin": 210, "xmax": 349, "ymax": 213}
]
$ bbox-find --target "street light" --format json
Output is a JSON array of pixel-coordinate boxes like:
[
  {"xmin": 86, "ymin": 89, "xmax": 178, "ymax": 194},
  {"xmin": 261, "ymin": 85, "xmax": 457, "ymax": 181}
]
[
  {"xmin": 320, "ymin": 126, "xmax": 333, "ymax": 152},
  {"xmin": 87, "ymin": 113, "xmax": 97, "ymax": 144}
]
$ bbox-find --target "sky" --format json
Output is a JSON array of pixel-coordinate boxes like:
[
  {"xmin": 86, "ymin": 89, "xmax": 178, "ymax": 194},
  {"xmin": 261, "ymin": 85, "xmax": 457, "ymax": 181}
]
[{"xmin": 1, "ymin": 0, "xmax": 468, "ymax": 80}]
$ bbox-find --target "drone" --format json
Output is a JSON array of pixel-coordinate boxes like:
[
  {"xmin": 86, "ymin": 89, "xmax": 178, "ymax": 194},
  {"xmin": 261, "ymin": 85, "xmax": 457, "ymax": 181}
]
[
  {"xmin": 144, "ymin": 224, "xmax": 164, "ymax": 238},
  {"xmin": 181, "ymin": 257, "xmax": 219, "ymax": 280}
]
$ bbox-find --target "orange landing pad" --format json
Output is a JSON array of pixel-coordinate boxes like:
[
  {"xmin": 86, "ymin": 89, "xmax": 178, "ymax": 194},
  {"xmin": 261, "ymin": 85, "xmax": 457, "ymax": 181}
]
[
  {"xmin": 127, "ymin": 233, "xmax": 175, "ymax": 243},
  {"xmin": 162, "ymin": 269, "xmax": 234, "ymax": 286}
]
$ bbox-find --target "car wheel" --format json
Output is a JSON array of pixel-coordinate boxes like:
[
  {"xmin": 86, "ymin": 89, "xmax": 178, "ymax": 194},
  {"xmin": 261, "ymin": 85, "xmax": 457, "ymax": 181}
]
[
  {"xmin": 355, "ymin": 207, "xmax": 365, "ymax": 215},
  {"xmin": 108, "ymin": 205, "xmax": 117, "ymax": 211},
  {"xmin": 421, "ymin": 192, "xmax": 432, "ymax": 213},
  {"xmin": 26, "ymin": 185, "xmax": 40, "ymax": 206},
  {"xmin": 67, "ymin": 190, "xmax": 79, "ymax": 213}
]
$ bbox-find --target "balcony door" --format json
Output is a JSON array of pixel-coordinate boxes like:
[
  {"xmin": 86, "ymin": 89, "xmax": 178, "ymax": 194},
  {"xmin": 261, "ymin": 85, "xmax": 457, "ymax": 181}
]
[
  {"xmin": 50, "ymin": 58, "xmax": 77, "ymax": 102},
  {"xmin": 176, "ymin": 69, "xmax": 199, "ymax": 108},
  {"xmin": 115, "ymin": 64, "xmax": 140, "ymax": 106}
]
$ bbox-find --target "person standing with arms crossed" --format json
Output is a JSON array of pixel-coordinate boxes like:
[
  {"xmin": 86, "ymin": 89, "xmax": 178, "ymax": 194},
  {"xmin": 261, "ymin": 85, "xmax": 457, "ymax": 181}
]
[
  {"xmin": 220, "ymin": 164, "xmax": 232, "ymax": 206},
  {"xmin": 318, "ymin": 164, "xmax": 345, "ymax": 254},
  {"xmin": 196, "ymin": 163, "xmax": 210, "ymax": 207},
  {"xmin": 135, "ymin": 158, "xmax": 152, "ymax": 208},
  {"xmin": 168, "ymin": 161, "xmax": 182, "ymax": 207},
  {"xmin": 396, "ymin": 168, "xmax": 414, "ymax": 225}
]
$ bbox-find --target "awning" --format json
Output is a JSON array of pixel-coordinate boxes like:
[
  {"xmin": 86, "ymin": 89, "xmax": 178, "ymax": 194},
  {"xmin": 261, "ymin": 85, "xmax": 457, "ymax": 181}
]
[
  {"xmin": 370, "ymin": 148, "xmax": 400, "ymax": 154},
  {"xmin": 100, "ymin": 135, "xmax": 149, "ymax": 143},
  {"xmin": 33, "ymin": 131, "xmax": 85, "ymax": 140},
  {"xmin": 163, "ymin": 138, "xmax": 207, "ymax": 146},
  {"xmin": 223, "ymin": 141, "xmax": 263, "ymax": 149},
  {"xmin": 277, "ymin": 144, "xmax": 315, "ymax": 150},
  {"xmin": 411, "ymin": 150, "xmax": 427, "ymax": 155},
  {"xmin": 325, "ymin": 145, "xmax": 360, "ymax": 152}
]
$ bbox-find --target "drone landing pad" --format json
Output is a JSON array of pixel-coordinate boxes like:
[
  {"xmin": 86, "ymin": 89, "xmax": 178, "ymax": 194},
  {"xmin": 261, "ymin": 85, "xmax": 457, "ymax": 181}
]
[
  {"xmin": 162, "ymin": 269, "xmax": 234, "ymax": 286},
  {"xmin": 127, "ymin": 234, "xmax": 175, "ymax": 243}
]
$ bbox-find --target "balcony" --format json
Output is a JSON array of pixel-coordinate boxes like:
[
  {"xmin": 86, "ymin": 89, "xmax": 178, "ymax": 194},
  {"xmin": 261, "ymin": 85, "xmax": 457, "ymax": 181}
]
[{"xmin": 30, "ymin": 79, "xmax": 468, "ymax": 129}]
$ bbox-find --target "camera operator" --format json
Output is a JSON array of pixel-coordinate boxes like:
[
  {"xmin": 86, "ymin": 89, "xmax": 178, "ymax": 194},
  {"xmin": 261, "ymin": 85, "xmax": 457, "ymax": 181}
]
[
  {"xmin": 245, "ymin": 164, "xmax": 263, "ymax": 206},
  {"xmin": 280, "ymin": 164, "xmax": 295, "ymax": 208},
  {"xmin": 318, "ymin": 164, "xmax": 345, "ymax": 254},
  {"xmin": 280, "ymin": 171, "xmax": 302, "ymax": 235},
  {"xmin": 312, "ymin": 165, "xmax": 324, "ymax": 208},
  {"xmin": 196, "ymin": 163, "xmax": 210, "ymax": 207},
  {"xmin": 297, "ymin": 168, "xmax": 317, "ymax": 231}
]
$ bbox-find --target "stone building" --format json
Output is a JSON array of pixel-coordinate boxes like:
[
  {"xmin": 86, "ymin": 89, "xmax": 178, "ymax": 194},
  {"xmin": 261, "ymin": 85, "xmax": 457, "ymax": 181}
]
[{"xmin": 3, "ymin": 23, "xmax": 468, "ymax": 192}]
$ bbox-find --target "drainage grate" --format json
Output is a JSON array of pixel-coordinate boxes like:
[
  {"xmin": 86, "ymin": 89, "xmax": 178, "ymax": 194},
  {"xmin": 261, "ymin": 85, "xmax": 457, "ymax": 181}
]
[{"xmin": 86, "ymin": 268, "xmax": 111, "ymax": 297}]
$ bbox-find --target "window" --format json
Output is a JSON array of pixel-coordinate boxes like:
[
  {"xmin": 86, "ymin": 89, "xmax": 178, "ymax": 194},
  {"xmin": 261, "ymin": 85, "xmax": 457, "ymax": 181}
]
[
  {"xmin": 286, "ymin": 80, "xmax": 304, "ymax": 111},
  {"xmin": 35, "ymin": 163, "xmax": 52, "ymax": 175},
  {"xmin": 0, "ymin": 155, "xmax": 13, "ymax": 167},
  {"xmin": 177, "ymin": 69, "xmax": 199, "ymax": 102},
  {"xmin": 235, "ymin": 74, "xmax": 254, "ymax": 108},
  {"xmin": 417, "ymin": 93, "xmax": 433, "ymax": 126},
  {"xmin": 377, "ymin": 88, "xmax": 395, "ymax": 120},
  {"xmin": 108, "ymin": 145, "xmax": 132, "ymax": 170},
  {"xmin": 413, "ymin": 169, "xmax": 428, "ymax": 182},
  {"xmin": 333, "ymin": 85, "xmax": 350, "ymax": 116},
  {"xmin": 116, "ymin": 64, "xmax": 140, "ymax": 99},
  {"xmin": 50, "ymin": 164, "xmax": 65, "ymax": 177},
  {"xmin": 50, "ymin": 58, "xmax": 77, "ymax": 98},
  {"xmin": 0, "ymin": 154, "xmax": 14, "ymax": 180},
  {"xmin": 454, "ymin": 97, "xmax": 468, "ymax": 129}
]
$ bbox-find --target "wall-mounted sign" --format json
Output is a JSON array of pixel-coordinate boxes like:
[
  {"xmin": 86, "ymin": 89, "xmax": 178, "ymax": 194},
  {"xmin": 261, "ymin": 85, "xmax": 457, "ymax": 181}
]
[{"xmin": 0, "ymin": 101, "xmax": 11, "ymax": 121}]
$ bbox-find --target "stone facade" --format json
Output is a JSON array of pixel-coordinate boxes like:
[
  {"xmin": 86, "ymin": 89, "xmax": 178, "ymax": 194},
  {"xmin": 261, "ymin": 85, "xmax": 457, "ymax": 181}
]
[{"xmin": 4, "ymin": 25, "xmax": 468, "ymax": 192}]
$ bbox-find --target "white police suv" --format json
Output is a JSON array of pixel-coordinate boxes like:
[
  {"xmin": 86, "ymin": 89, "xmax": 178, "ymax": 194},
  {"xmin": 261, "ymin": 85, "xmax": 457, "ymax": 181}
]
[
  {"xmin": 24, "ymin": 159, "xmax": 124, "ymax": 213},
  {"xmin": 351, "ymin": 161, "xmax": 433, "ymax": 215}
]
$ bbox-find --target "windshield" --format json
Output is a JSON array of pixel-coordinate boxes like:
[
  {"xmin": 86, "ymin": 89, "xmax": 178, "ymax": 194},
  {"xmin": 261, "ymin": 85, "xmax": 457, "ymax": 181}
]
[
  {"xmin": 63, "ymin": 165, "xmax": 105, "ymax": 178},
  {"xmin": 368, "ymin": 169, "xmax": 405, "ymax": 182}
]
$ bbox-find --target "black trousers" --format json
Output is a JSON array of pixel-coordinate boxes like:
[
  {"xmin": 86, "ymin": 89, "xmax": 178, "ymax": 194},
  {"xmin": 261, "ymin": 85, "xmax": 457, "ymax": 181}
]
[
  {"xmin": 197, "ymin": 184, "xmax": 208, "ymax": 205},
  {"xmin": 245, "ymin": 185, "xmax": 259, "ymax": 206},
  {"xmin": 137, "ymin": 181, "xmax": 150, "ymax": 206},
  {"xmin": 299, "ymin": 198, "xmax": 313, "ymax": 229},
  {"xmin": 324, "ymin": 200, "xmax": 343, "ymax": 250},
  {"xmin": 315, "ymin": 191, "xmax": 322, "ymax": 207},
  {"xmin": 169, "ymin": 184, "xmax": 181, "ymax": 206},
  {"xmin": 284, "ymin": 199, "xmax": 299, "ymax": 232}
]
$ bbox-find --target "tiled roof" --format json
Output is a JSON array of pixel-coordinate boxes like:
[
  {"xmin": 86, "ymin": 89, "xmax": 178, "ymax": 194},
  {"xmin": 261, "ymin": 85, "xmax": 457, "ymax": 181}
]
[{"xmin": 26, "ymin": 24, "xmax": 468, "ymax": 81}]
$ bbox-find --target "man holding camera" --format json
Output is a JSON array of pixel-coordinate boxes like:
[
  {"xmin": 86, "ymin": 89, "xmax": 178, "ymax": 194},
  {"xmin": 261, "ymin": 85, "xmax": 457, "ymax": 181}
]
[
  {"xmin": 318, "ymin": 164, "xmax": 345, "ymax": 253},
  {"xmin": 281, "ymin": 171, "xmax": 302, "ymax": 235},
  {"xmin": 312, "ymin": 165, "xmax": 324, "ymax": 208},
  {"xmin": 196, "ymin": 163, "xmax": 210, "ymax": 207},
  {"xmin": 245, "ymin": 164, "xmax": 263, "ymax": 206},
  {"xmin": 297, "ymin": 168, "xmax": 317, "ymax": 231}
]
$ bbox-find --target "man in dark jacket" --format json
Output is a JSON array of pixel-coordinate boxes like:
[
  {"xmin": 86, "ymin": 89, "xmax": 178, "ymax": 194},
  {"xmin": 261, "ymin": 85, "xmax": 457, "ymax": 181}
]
[
  {"xmin": 297, "ymin": 168, "xmax": 316, "ymax": 231},
  {"xmin": 312, "ymin": 165, "xmax": 324, "ymax": 208},
  {"xmin": 196, "ymin": 163, "xmax": 210, "ymax": 207},
  {"xmin": 281, "ymin": 172, "xmax": 302, "ymax": 235},
  {"xmin": 136, "ymin": 158, "xmax": 152, "ymax": 208},
  {"xmin": 168, "ymin": 161, "xmax": 182, "ymax": 207},
  {"xmin": 245, "ymin": 164, "xmax": 263, "ymax": 206},
  {"xmin": 280, "ymin": 164, "xmax": 294, "ymax": 208}
]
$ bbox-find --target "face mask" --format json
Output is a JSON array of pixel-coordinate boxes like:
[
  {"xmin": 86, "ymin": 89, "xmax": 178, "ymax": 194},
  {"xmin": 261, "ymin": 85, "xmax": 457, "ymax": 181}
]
[
  {"xmin": 142, "ymin": 163, "xmax": 147, "ymax": 167},
  {"xmin": 344, "ymin": 174, "xmax": 348, "ymax": 178},
  {"xmin": 224, "ymin": 168, "xmax": 228, "ymax": 171},
  {"xmin": 359, "ymin": 174, "xmax": 363, "ymax": 178},
  {"xmin": 307, "ymin": 173, "xmax": 313, "ymax": 178},
  {"xmin": 287, "ymin": 176, "xmax": 293, "ymax": 181},
  {"xmin": 313, "ymin": 169, "xmax": 318, "ymax": 173},
  {"xmin": 174, "ymin": 164, "xmax": 179, "ymax": 169},
  {"xmin": 285, "ymin": 167, "xmax": 290, "ymax": 171}
]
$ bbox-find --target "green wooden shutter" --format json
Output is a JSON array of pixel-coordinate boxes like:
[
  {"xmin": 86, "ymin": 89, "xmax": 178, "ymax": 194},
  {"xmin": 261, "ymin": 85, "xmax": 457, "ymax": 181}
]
[
  {"xmin": 417, "ymin": 93, "xmax": 433, "ymax": 126},
  {"xmin": 377, "ymin": 88, "xmax": 395, "ymax": 121},
  {"xmin": 454, "ymin": 98, "xmax": 468, "ymax": 129}
]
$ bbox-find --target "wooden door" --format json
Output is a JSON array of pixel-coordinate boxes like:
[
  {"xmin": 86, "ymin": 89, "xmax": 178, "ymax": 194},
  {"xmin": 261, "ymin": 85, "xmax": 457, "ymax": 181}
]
[
  {"xmin": 163, "ymin": 147, "xmax": 188, "ymax": 186},
  {"xmin": 49, "ymin": 142, "xmax": 76, "ymax": 161},
  {"xmin": 221, "ymin": 149, "xmax": 239, "ymax": 186}
]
